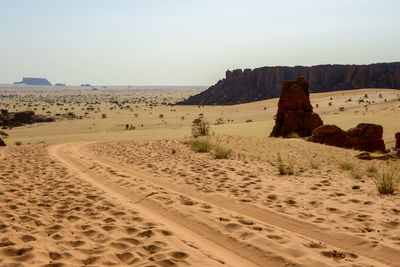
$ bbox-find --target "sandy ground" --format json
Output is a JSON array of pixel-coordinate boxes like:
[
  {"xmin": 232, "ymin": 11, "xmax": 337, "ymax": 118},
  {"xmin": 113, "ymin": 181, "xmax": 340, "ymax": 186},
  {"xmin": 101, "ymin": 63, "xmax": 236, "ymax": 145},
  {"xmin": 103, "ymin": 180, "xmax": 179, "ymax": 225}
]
[
  {"xmin": 1, "ymin": 86, "xmax": 400, "ymax": 266},
  {"xmin": 1, "ymin": 138, "xmax": 400, "ymax": 266}
]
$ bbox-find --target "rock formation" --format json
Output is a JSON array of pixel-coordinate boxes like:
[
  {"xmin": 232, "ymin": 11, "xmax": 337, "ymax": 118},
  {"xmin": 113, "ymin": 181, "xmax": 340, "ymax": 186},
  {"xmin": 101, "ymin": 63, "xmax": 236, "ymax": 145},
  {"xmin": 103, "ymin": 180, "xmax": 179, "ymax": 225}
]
[
  {"xmin": 309, "ymin": 123, "xmax": 386, "ymax": 152},
  {"xmin": 270, "ymin": 77, "xmax": 323, "ymax": 137},
  {"xmin": 14, "ymin": 77, "xmax": 52, "ymax": 86},
  {"xmin": 346, "ymin": 123, "xmax": 385, "ymax": 152},
  {"xmin": 178, "ymin": 62, "xmax": 400, "ymax": 105},
  {"xmin": 396, "ymin": 132, "xmax": 400, "ymax": 149},
  {"xmin": 308, "ymin": 125, "xmax": 347, "ymax": 147},
  {"xmin": 0, "ymin": 138, "xmax": 5, "ymax": 146}
]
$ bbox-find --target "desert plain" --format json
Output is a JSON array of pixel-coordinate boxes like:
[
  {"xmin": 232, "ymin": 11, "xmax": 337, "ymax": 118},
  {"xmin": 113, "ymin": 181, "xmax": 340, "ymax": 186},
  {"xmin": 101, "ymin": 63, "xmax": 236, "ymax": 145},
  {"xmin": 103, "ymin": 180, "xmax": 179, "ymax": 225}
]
[{"xmin": 1, "ymin": 85, "xmax": 400, "ymax": 266}]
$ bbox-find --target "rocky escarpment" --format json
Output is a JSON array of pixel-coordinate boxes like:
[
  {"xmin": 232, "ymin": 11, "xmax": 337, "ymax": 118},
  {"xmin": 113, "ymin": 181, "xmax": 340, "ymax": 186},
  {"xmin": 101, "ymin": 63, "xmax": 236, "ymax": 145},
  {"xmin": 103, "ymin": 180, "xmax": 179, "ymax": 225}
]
[
  {"xmin": 178, "ymin": 62, "xmax": 400, "ymax": 105},
  {"xmin": 14, "ymin": 77, "xmax": 52, "ymax": 86}
]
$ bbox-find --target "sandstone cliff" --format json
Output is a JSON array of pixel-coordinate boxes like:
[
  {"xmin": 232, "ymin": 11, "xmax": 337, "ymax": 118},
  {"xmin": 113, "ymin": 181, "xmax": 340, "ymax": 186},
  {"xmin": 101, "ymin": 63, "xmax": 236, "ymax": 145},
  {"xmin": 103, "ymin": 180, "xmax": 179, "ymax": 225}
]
[{"xmin": 178, "ymin": 62, "xmax": 400, "ymax": 105}]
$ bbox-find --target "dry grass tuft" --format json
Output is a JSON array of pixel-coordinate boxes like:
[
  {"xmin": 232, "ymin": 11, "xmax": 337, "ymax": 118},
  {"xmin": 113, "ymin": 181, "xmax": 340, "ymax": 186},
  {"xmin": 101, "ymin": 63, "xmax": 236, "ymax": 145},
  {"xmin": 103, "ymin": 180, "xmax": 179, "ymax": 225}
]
[
  {"xmin": 277, "ymin": 154, "xmax": 294, "ymax": 175},
  {"xmin": 212, "ymin": 145, "xmax": 233, "ymax": 159},
  {"xmin": 373, "ymin": 163, "xmax": 400, "ymax": 194}
]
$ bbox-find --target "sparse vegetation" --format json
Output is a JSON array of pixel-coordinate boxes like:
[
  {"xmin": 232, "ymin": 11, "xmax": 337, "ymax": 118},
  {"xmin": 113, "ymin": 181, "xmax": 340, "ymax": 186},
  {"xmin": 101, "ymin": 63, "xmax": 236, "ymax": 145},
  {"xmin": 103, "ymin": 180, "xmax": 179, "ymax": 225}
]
[
  {"xmin": 310, "ymin": 160, "xmax": 320, "ymax": 170},
  {"xmin": 0, "ymin": 130, "xmax": 9, "ymax": 138},
  {"xmin": 187, "ymin": 139, "xmax": 212, "ymax": 153},
  {"xmin": 366, "ymin": 166, "xmax": 378, "ymax": 177},
  {"xmin": 339, "ymin": 162, "xmax": 354, "ymax": 171},
  {"xmin": 372, "ymin": 164, "xmax": 400, "ymax": 194},
  {"xmin": 171, "ymin": 148, "xmax": 176, "ymax": 154},
  {"xmin": 287, "ymin": 132, "xmax": 300, "ymax": 138},
  {"xmin": 15, "ymin": 141, "xmax": 22, "ymax": 146},
  {"xmin": 191, "ymin": 117, "xmax": 210, "ymax": 137},
  {"xmin": 350, "ymin": 170, "xmax": 363, "ymax": 179},
  {"xmin": 277, "ymin": 154, "xmax": 294, "ymax": 175},
  {"xmin": 212, "ymin": 145, "xmax": 232, "ymax": 159},
  {"xmin": 352, "ymin": 185, "xmax": 360, "ymax": 190}
]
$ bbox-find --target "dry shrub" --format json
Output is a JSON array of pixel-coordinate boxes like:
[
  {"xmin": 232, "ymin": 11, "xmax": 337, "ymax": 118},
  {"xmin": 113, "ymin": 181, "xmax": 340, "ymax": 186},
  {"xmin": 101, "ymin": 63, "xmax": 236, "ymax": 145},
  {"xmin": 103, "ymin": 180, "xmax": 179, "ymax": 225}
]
[
  {"xmin": 191, "ymin": 117, "xmax": 210, "ymax": 137},
  {"xmin": 373, "ymin": 163, "xmax": 400, "ymax": 194},
  {"xmin": 277, "ymin": 154, "xmax": 294, "ymax": 175},
  {"xmin": 212, "ymin": 145, "xmax": 232, "ymax": 159},
  {"xmin": 187, "ymin": 139, "xmax": 212, "ymax": 153}
]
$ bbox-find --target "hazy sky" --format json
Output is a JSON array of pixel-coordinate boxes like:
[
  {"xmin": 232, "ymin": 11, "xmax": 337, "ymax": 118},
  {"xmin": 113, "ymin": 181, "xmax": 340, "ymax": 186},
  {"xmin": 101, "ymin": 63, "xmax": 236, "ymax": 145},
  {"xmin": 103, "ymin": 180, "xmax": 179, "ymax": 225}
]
[{"xmin": 1, "ymin": 0, "xmax": 399, "ymax": 85}]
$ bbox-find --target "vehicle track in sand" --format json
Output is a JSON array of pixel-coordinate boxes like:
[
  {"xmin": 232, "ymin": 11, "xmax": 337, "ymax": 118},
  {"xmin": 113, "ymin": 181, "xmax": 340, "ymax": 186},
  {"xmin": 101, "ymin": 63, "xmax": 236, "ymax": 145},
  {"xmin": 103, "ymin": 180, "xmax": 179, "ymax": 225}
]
[
  {"xmin": 49, "ymin": 143, "xmax": 273, "ymax": 267},
  {"xmin": 50, "ymin": 142, "xmax": 400, "ymax": 267}
]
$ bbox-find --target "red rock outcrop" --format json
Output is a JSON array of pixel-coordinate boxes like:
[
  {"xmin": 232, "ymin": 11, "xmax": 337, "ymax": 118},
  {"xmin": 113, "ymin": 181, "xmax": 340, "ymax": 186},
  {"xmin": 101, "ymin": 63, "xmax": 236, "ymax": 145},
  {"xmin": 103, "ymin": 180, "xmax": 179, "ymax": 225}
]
[
  {"xmin": 309, "ymin": 125, "xmax": 347, "ymax": 147},
  {"xmin": 346, "ymin": 123, "xmax": 385, "ymax": 152},
  {"xmin": 178, "ymin": 62, "xmax": 400, "ymax": 105},
  {"xmin": 309, "ymin": 123, "xmax": 386, "ymax": 152},
  {"xmin": 396, "ymin": 132, "xmax": 400, "ymax": 149},
  {"xmin": 0, "ymin": 138, "xmax": 5, "ymax": 146},
  {"xmin": 270, "ymin": 77, "xmax": 323, "ymax": 137}
]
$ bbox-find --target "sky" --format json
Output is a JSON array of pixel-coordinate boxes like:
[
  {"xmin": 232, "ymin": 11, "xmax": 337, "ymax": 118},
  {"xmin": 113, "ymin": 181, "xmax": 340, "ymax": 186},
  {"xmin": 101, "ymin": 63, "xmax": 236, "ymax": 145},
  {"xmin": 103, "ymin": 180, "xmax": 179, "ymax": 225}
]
[{"xmin": 0, "ymin": 0, "xmax": 399, "ymax": 86}]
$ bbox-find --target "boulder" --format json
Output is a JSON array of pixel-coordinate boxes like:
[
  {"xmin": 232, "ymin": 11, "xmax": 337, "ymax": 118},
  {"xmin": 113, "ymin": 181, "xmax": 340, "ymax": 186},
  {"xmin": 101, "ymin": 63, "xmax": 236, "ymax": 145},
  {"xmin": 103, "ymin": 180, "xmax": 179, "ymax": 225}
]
[
  {"xmin": 0, "ymin": 138, "xmax": 5, "ymax": 146},
  {"xmin": 270, "ymin": 77, "xmax": 323, "ymax": 137},
  {"xmin": 396, "ymin": 132, "xmax": 400, "ymax": 149},
  {"xmin": 346, "ymin": 123, "xmax": 385, "ymax": 152},
  {"xmin": 309, "ymin": 125, "xmax": 347, "ymax": 147}
]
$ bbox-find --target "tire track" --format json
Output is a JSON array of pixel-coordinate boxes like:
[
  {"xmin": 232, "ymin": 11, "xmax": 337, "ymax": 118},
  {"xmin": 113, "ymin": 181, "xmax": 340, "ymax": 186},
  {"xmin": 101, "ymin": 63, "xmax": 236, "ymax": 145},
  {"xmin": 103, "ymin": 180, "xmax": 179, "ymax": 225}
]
[
  {"xmin": 80, "ymin": 142, "xmax": 400, "ymax": 266},
  {"xmin": 49, "ymin": 143, "xmax": 284, "ymax": 267}
]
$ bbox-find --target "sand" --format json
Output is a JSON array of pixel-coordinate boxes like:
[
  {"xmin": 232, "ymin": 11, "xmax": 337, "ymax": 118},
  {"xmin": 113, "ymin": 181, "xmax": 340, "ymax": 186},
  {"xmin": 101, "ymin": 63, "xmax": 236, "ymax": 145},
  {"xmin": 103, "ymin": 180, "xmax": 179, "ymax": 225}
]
[{"xmin": 1, "ymin": 86, "xmax": 400, "ymax": 266}]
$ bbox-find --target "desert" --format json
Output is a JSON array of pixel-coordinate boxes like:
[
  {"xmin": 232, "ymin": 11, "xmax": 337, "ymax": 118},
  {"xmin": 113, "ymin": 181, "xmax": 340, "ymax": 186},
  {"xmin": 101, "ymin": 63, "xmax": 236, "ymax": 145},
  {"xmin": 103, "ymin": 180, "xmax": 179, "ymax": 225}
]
[
  {"xmin": 2, "ymin": 1, "xmax": 400, "ymax": 266},
  {"xmin": 1, "ymin": 81, "xmax": 400, "ymax": 266}
]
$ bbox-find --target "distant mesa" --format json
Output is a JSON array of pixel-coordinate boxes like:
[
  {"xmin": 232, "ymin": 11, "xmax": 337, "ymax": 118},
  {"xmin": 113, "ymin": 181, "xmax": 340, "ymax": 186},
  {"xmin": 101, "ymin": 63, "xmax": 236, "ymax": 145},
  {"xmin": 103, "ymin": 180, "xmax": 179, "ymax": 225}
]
[
  {"xmin": 55, "ymin": 83, "xmax": 66, "ymax": 86},
  {"xmin": 178, "ymin": 62, "xmax": 400, "ymax": 105},
  {"xmin": 81, "ymin": 84, "xmax": 91, "ymax": 87},
  {"xmin": 14, "ymin": 77, "xmax": 52, "ymax": 86}
]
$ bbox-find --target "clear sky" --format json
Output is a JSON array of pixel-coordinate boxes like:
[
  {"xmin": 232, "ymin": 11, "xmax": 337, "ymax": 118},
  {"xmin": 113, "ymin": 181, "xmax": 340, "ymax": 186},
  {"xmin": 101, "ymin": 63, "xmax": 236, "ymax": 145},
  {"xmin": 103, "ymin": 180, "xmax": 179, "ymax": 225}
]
[{"xmin": 0, "ymin": 0, "xmax": 399, "ymax": 85}]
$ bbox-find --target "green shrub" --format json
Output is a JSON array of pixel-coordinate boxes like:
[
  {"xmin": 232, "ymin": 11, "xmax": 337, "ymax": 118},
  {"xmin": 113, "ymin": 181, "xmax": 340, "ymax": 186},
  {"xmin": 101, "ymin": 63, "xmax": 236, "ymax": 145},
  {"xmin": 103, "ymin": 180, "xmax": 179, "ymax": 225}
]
[
  {"xmin": 188, "ymin": 139, "xmax": 212, "ymax": 153},
  {"xmin": 352, "ymin": 185, "xmax": 360, "ymax": 190},
  {"xmin": 212, "ymin": 145, "xmax": 232, "ymax": 159},
  {"xmin": 171, "ymin": 148, "xmax": 176, "ymax": 154},
  {"xmin": 373, "ymin": 164, "xmax": 400, "ymax": 194},
  {"xmin": 277, "ymin": 154, "xmax": 294, "ymax": 175},
  {"xmin": 15, "ymin": 141, "xmax": 22, "ymax": 146}
]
